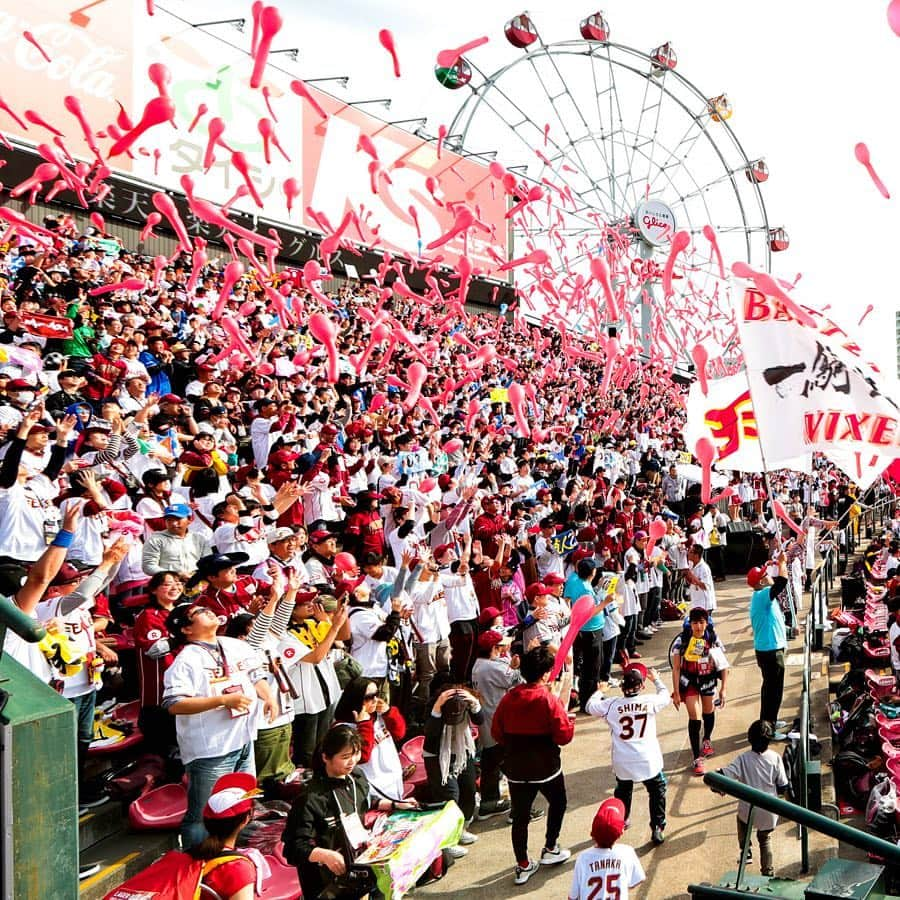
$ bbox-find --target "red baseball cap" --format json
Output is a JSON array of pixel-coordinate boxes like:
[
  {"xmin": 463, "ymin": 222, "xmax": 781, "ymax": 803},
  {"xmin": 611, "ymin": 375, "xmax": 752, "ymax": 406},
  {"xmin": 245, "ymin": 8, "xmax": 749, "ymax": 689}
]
[
  {"xmin": 525, "ymin": 582, "xmax": 549, "ymax": 601},
  {"xmin": 477, "ymin": 629, "xmax": 512, "ymax": 652},
  {"xmin": 591, "ymin": 798, "xmax": 627, "ymax": 847},
  {"xmin": 478, "ymin": 606, "xmax": 501, "ymax": 626},
  {"xmin": 542, "ymin": 573, "xmax": 566, "ymax": 587},
  {"xmin": 203, "ymin": 772, "xmax": 261, "ymax": 820},
  {"xmin": 747, "ymin": 566, "xmax": 767, "ymax": 589}
]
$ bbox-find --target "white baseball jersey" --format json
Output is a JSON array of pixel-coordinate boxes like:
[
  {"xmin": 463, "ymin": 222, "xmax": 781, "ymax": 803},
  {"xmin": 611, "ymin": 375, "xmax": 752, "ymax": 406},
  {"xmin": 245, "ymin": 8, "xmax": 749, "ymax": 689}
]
[
  {"xmin": 586, "ymin": 679, "xmax": 670, "ymax": 782},
  {"xmin": 568, "ymin": 845, "xmax": 645, "ymax": 900}
]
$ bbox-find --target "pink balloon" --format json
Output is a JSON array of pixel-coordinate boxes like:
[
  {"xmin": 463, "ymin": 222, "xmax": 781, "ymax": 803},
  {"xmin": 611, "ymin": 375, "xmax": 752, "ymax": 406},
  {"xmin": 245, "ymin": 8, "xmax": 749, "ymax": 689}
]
[
  {"xmin": 507, "ymin": 382, "xmax": 531, "ymax": 438},
  {"xmin": 855, "ymin": 142, "xmax": 891, "ymax": 199},
  {"xmin": 188, "ymin": 102, "xmax": 207, "ymax": 133},
  {"xmin": 147, "ymin": 62, "xmax": 172, "ymax": 99},
  {"xmin": 212, "ymin": 261, "xmax": 245, "ymax": 319},
  {"xmin": 257, "ymin": 362, "xmax": 275, "ymax": 376},
  {"xmin": 694, "ymin": 437, "xmax": 716, "ymax": 504},
  {"xmin": 152, "ymin": 191, "xmax": 193, "ymax": 253},
  {"xmin": 403, "ymin": 361, "xmax": 428, "ymax": 410},
  {"xmin": 889, "ymin": 0, "xmax": 900, "ymax": 37},
  {"xmin": 663, "ymin": 231, "xmax": 690, "ymax": 298},
  {"xmin": 419, "ymin": 477, "xmax": 437, "ymax": 494},
  {"xmin": 550, "ymin": 595, "xmax": 595, "ymax": 680},
  {"xmin": 691, "ymin": 344, "xmax": 709, "ymax": 396},
  {"xmin": 283, "ymin": 178, "xmax": 300, "ymax": 214},
  {"xmin": 290, "ymin": 79, "xmax": 328, "ymax": 120},
  {"xmin": 22, "ymin": 30, "xmax": 51, "ymax": 63},
  {"xmin": 436, "ymin": 35, "xmax": 489, "ymax": 67},
  {"xmin": 308, "ymin": 313, "xmax": 339, "ymax": 382},
  {"xmin": 645, "ymin": 517, "xmax": 668, "ymax": 556},
  {"xmin": 378, "ymin": 28, "xmax": 401, "ymax": 77},
  {"xmin": 442, "ymin": 438, "xmax": 463, "ymax": 454},
  {"xmin": 250, "ymin": 5, "xmax": 283, "ymax": 89},
  {"xmin": 107, "ymin": 96, "xmax": 175, "ymax": 158}
]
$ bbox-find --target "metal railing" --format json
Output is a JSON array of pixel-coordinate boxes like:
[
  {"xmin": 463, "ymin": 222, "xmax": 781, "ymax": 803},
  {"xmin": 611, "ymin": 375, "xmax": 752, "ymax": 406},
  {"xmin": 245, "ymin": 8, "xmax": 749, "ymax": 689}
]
[
  {"xmin": 796, "ymin": 493, "xmax": 897, "ymax": 870},
  {"xmin": 693, "ymin": 772, "xmax": 900, "ymax": 896}
]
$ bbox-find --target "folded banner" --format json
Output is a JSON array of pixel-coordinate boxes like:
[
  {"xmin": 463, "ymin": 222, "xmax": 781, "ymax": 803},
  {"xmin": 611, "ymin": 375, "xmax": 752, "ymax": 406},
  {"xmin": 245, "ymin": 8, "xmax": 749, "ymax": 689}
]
[
  {"xmin": 683, "ymin": 372, "xmax": 811, "ymax": 473},
  {"xmin": 734, "ymin": 282, "xmax": 899, "ymax": 489}
]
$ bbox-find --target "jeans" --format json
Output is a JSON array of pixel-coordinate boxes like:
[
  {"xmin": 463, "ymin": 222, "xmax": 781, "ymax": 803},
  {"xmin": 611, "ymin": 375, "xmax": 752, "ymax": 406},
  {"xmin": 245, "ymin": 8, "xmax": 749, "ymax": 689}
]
[
  {"xmin": 598, "ymin": 636, "xmax": 618, "ymax": 683},
  {"xmin": 508, "ymin": 773, "xmax": 567, "ymax": 864},
  {"xmin": 574, "ymin": 629, "xmax": 604, "ymax": 710},
  {"xmin": 424, "ymin": 754, "xmax": 477, "ymax": 823},
  {"xmin": 643, "ymin": 587, "xmax": 661, "ymax": 628},
  {"xmin": 614, "ymin": 771, "xmax": 667, "ymax": 831},
  {"xmin": 755, "ymin": 648, "xmax": 786, "ymax": 724},
  {"xmin": 70, "ymin": 690, "xmax": 96, "ymax": 800},
  {"xmin": 183, "ymin": 743, "xmax": 254, "ymax": 847}
]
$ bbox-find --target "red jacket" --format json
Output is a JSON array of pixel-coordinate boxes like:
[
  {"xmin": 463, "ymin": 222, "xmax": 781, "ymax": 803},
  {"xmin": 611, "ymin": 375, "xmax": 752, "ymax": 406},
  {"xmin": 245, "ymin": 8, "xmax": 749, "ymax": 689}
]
[
  {"xmin": 350, "ymin": 707, "xmax": 407, "ymax": 764},
  {"xmin": 491, "ymin": 681, "xmax": 574, "ymax": 782}
]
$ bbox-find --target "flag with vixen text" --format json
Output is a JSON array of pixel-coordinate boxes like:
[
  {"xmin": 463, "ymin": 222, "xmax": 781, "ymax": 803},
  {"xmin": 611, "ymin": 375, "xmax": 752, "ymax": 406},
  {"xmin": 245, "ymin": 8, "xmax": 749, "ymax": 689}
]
[{"xmin": 734, "ymin": 282, "xmax": 899, "ymax": 489}]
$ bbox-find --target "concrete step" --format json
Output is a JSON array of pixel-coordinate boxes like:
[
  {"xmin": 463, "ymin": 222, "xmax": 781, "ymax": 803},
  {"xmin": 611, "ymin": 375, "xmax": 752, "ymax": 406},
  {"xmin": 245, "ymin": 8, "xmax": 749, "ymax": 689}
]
[
  {"xmin": 79, "ymin": 829, "xmax": 176, "ymax": 900},
  {"xmin": 79, "ymin": 800, "xmax": 126, "ymax": 852}
]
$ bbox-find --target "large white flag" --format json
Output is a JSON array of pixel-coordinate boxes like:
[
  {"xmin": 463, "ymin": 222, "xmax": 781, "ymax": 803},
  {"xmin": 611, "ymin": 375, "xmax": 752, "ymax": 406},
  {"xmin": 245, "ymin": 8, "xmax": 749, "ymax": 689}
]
[
  {"xmin": 683, "ymin": 373, "xmax": 812, "ymax": 473},
  {"xmin": 735, "ymin": 282, "xmax": 899, "ymax": 489}
]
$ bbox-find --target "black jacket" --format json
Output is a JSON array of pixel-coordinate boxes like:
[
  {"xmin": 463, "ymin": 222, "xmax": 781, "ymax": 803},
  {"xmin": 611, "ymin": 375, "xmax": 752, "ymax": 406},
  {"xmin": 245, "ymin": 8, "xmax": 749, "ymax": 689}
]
[{"xmin": 283, "ymin": 768, "xmax": 371, "ymax": 897}]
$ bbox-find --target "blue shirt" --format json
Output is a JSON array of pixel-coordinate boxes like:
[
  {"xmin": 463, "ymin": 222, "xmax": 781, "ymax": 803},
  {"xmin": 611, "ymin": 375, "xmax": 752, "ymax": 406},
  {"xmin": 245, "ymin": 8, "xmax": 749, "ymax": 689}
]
[
  {"xmin": 750, "ymin": 584, "xmax": 786, "ymax": 651},
  {"xmin": 564, "ymin": 571, "xmax": 605, "ymax": 632}
]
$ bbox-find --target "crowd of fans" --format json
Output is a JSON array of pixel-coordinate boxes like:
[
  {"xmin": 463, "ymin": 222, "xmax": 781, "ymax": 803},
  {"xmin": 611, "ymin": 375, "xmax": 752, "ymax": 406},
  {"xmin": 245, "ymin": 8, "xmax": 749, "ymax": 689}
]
[{"xmin": 0, "ymin": 212, "xmax": 872, "ymax": 895}]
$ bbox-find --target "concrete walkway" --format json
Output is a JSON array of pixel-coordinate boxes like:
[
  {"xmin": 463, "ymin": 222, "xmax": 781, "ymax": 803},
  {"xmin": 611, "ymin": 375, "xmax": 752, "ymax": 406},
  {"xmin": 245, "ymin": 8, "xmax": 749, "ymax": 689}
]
[{"xmin": 419, "ymin": 575, "xmax": 836, "ymax": 899}]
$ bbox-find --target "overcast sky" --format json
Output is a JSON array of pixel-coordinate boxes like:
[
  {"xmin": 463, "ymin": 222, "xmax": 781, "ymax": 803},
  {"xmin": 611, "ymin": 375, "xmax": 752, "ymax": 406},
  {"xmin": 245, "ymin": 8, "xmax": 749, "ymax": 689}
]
[{"xmin": 169, "ymin": 0, "xmax": 900, "ymax": 376}]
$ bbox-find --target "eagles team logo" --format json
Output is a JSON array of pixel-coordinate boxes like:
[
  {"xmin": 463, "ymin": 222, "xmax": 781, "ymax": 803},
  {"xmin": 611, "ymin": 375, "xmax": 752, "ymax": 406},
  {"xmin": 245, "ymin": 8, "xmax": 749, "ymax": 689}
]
[
  {"xmin": 284, "ymin": 647, "xmax": 296, "ymax": 659},
  {"xmin": 146, "ymin": 629, "xmax": 162, "ymax": 641}
]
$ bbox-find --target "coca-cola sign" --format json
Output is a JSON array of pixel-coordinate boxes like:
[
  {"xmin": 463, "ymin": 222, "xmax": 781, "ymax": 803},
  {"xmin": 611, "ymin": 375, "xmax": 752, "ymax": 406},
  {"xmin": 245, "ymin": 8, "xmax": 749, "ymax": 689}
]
[{"xmin": 634, "ymin": 199, "xmax": 677, "ymax": 247}]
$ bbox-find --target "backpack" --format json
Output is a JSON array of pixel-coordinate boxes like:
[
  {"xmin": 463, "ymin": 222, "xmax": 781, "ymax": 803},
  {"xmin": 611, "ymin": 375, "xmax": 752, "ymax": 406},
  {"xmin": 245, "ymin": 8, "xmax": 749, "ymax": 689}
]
[{"xmin": 103, "ymin": 851, "xmax": 245, "ymax": 900}]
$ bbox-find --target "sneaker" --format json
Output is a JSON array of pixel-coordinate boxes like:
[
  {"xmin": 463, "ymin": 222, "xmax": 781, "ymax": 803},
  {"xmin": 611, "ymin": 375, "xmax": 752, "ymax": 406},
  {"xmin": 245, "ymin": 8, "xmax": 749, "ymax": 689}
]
[
  {"xmin": 774, "ymin": 719, "xmax": 788, "ymax": 730},
  {"xmin": 514, "ymin": 860, "xmax": 539, "ymax": 885},
  {"xmin": 630, "ymin": 650, "xmax": 642, "ymax": 658},
  {"xmin": 651, "ymin": 826, "xmax": 665, "ymax": 845},
  {"xmin": 761, "ymin": 867, "xmax": 775, "ymax": 877},
  {"xmin": 740, "ymin": 848, "xmax": 753, "ymax": 865},
  {"xmin": 507, "ymin": 808, "xmax": 546, "ymax": 825},
  {"xmin": 79, "ymin": 863, "xmax": 101, "ymax": 881},
  {"xmin": 638, "ymin": 628, "xmax": 654, "ymax": 639},
  {"xmin": 478, "ymin": 799, "xmax": 511, "ymax": 820},
  {"xmin": 692, "ymin": 758, "xmax": 706, "ymax": 776},
  {"xmin": 540, "ymin": 845, "xmax": 572, "ymax": 866},
  {"xmin": 458, "ymin": 830, "xmax": 478, "ymax": 845},
  {"xmin": 447, "ymin": 845, "xmax": 469, "ymax": 859},
  {"xmin": 701, "ymin": 739, "xmax": 715, "ymax": 758}
]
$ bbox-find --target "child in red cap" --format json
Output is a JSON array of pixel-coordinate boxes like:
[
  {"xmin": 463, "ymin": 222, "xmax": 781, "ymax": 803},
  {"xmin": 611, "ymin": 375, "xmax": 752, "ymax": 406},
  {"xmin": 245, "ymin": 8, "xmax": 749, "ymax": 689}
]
[{"xmin": 567, "ymin": 798, "xmax": 646, "ymax": 900}]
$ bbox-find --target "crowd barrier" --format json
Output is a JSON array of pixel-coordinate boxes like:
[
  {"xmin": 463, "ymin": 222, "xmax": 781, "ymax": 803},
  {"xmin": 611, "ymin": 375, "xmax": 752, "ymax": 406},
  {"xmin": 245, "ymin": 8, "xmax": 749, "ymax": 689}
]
[{"xmin": 797, "ymin": 493, "xmax": 897, "ymax": 872}]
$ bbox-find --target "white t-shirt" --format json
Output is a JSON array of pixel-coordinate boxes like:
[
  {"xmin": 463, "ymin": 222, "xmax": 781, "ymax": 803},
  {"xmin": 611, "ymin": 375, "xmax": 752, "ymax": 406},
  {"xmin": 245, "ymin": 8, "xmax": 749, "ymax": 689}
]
[
  {"xmin": 587, "ymin": 681, "xmax": 671, "ymax": 781},
  {"xmin": 568, "ymin": 844, "xmax": 645, "ymax": 900},
  {"xmin": 439, "ymin": 568, "xmax": 479, "ymax": 624},
  {"xmin": 162, "ymin": 638, "xmax": 264, "ymax": 765},
  {"xmin": 688, "ymin": 559, "xmax": 717, "ymax": 611},
  {"xmin": 348, "ymin": 605, "xmax": 391, "ymax": 676},
  {"xmin": 410, "ymin": 580, "xmax": 450, "ymax": 644},
  {"xmin": 360, "ymin": 714, "xmax": 405, "ymax": 803},
  {"xmin": 0, "ymin": 480, "xmax": 59, "ymax": 563},
  {"xmin": 35, "ymin": 595, "xmax": 97, "ymax": 699}
]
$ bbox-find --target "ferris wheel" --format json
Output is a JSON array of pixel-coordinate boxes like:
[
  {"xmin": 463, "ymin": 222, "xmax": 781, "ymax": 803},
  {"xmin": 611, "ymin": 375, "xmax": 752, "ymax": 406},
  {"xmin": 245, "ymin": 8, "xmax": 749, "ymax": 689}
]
[{"xmin": 435, "ymin": 11, "xmax": 786, "ymax": 365}]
